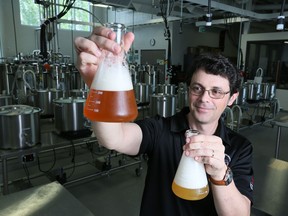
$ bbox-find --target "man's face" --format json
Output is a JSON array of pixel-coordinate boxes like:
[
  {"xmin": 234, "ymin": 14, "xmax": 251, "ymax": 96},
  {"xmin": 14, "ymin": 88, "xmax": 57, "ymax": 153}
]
[{"xmin": 188, "ymin": 69, "xmax": 238, "ymax": 125}]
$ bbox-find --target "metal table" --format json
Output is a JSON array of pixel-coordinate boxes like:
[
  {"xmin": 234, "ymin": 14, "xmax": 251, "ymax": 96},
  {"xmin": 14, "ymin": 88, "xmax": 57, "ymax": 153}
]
[
  {"xmin": 0, "ymin": 119, "xmax": 142, "ymax": 195},
  {"xmin": 0, "ymin": 181, "xmax": 94, "ymax": 216},
  {"xmin": 252, "ymin": 155, "xmax": 288, "ymax": 216},
  {"xmin": 0, "ymin": 127, "xmax": 97, "ymax": 194}
]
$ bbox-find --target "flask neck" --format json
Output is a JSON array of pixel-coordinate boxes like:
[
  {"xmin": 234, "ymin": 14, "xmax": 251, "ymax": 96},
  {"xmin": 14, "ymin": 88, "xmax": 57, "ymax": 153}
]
[{"xmin": 105, "ymin": 23, "xmax": 126, "ymax": 45}]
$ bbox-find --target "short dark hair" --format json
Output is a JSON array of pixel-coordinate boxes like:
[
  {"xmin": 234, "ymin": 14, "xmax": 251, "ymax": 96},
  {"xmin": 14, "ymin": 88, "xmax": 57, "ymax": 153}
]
[{"xmin": 185, "ymin": 53, "xmax": 241, "ymax": 94}]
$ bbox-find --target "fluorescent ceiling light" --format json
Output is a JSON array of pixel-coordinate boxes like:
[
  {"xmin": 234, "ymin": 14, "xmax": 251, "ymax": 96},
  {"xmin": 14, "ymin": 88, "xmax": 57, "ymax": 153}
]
[{"xmin": 90, "ymin": 3, "xmax": 110, "ymax": 8}]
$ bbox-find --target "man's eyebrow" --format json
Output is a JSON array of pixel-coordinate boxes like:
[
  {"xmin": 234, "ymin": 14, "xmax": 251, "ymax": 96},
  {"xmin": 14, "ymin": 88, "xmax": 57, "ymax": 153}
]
[{"xmin": 191, "ymin": 82, "xmax": 224, "ymax": 89}]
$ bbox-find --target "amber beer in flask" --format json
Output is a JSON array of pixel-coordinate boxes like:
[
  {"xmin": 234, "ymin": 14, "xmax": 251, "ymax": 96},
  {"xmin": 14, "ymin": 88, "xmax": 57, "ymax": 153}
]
[
  {"xmin": 84, "ymin": 23, "xmax": 138, "ymax": 122},
  {"xmin": 172, "ymin": 129, "xmax": 209, "ymax": 200}
]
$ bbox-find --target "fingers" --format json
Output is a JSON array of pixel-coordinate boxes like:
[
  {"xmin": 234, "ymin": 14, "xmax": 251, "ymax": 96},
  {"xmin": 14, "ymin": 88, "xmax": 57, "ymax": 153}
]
[
  {"xmin": 74, "ymin": 36, "xmax": 102, "ymax": 57},
  {"xmin": 74, "ymin": 26, "xmax": 135, "ymax": 88},
  {"xmin": 89, "ymin": 26, "xmax": 134, "ymax": 54},
  {"xmin": 184, "ymin": 135, "xmax": 225, "ymax": 165},
  {"xmin": 74, "ymin": 36, "xmax": 103, "ymax": 88},
  {"xmin": 183, "ymin": 134, "xmax": 228, "ymax": 178},
  {"xmin": 123, "ymin": 32, "xmax": 135, "ymax": 52},
  {"xmin": 75, "ymin": 49, "xmax": 101, "ymax": 88}
]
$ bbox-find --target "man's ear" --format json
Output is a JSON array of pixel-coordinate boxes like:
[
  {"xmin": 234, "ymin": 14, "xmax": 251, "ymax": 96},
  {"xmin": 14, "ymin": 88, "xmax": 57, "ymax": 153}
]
[{"xmin": 227, "ymin": 92, "xmax": 239, "ymax": 106}]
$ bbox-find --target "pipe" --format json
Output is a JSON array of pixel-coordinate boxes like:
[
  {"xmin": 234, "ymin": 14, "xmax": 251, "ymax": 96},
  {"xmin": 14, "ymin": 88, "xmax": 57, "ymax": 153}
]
[
  {"xmin": 277, "ymin": 0, "xmax": 286, "ymax": 30},
  {"xmin": 11, "ymin": 0, "xmax": 18, "ymax": 55},
  {"xmin": 206, "ymin": 0, "xmax": 212, "ymax": 26},
  {"xmin": 280, "ymin": 0, "xmax": 286, "ymax": 15}
]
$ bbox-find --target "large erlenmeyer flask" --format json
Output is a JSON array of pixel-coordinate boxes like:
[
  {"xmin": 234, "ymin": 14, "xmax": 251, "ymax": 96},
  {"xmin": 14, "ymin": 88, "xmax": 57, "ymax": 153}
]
[
  {"xmin": 172, "ymin": 129, "xmax": 209, "ymax": 200},
  {"xmin": 84, "ymin": 23, "xmax": 138, "ymax": 122}
]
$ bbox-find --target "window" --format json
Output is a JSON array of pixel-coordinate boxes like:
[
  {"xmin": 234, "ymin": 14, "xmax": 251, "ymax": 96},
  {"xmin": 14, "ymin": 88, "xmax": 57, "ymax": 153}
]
[
  {"xmin": 19, "ymin": 0, "xmax": 91, "ymax": 31},
  {"xmin": 19, "ymin": 0, "xmax": 43, "ymax": 26},
  {"xmin": 58, "ymin": 1, "xmax": 91, "ymax": 31}
]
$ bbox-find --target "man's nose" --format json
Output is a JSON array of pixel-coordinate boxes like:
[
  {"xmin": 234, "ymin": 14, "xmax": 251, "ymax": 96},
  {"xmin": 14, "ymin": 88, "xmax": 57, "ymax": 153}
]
[{"xmin": 199, "ymin": 90, "xmax": 211, "ymax": 100}]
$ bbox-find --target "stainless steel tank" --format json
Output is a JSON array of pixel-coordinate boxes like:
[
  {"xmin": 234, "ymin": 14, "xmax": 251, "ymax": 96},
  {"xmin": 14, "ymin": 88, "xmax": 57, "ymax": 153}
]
[
  {"xmin": 234, "ymin": 85, "xmax": 247, "ymax": 105},
  {"xmin": 177, "ymin": 87, "xmax": 188, "ymax": 109},
  {"xmin": 156, "ymin": 84, "xmax": 176, "ymax": 95},
  {"xmin": 134, "ymin": 83, "xmax": 152, "ymax": 103},
  {"xmin": 247, "ymin": 83, "xmax": 262, "ymax": 101},
  {"xmin": 149, "ymin": 93, "xmax": 176, "ymax": 117},
  {"xmin": 53, "ymin": 97, "xmax": 89, "ymax": 133},
  {"xmin": 269, "ymin": 83, "xmax": 276, "ymax": 100},
  {"xmin": 34, "ymin": 89, "xmax": 64, "ymax": 117},
  {"xmin": 0, "ymin": 105, "xmax": 41, "ymax": 149}
]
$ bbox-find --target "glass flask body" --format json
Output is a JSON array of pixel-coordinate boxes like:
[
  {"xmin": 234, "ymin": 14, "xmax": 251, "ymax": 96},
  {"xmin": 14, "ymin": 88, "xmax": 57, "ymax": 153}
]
[
  {"xmin": 84, "ymin": 23, "xmax": 138, "ymax": 122},
  {"xmin": 172, "ymin": 129, "xmax": 209, "ymax": 200}
]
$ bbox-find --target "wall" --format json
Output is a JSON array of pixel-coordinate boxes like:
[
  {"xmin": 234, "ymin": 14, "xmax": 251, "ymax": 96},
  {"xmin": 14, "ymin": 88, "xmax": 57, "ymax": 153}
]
[
  {"xmin": 0, "ymin": 1, "xmax": 237, "ymax": 70},
  {"xmin": 132, "ymin": 23, "xmax": 168, "ymax": 61},
  {"xmin": 171, "ymin": 21, "xmax": 239, "ymax": 67}
]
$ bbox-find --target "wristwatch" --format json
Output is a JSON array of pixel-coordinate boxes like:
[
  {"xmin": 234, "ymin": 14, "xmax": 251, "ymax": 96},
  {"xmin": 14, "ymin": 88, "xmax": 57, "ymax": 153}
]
[{"xmin": 209, "ymin": 167, "xmax": 233, "ymax": 186}]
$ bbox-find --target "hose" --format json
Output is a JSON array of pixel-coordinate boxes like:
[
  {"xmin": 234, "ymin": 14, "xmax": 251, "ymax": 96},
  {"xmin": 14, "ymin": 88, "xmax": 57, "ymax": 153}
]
[{"xmin": 23, "ymin": 70, "xmax": 37, "ymax": 91}]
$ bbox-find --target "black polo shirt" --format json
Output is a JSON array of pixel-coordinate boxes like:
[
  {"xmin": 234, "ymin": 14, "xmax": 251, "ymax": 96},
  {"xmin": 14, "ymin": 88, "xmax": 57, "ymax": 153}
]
[{"xmin": 135, "ymin": 107, "xmax": 253, "ymax": 216}]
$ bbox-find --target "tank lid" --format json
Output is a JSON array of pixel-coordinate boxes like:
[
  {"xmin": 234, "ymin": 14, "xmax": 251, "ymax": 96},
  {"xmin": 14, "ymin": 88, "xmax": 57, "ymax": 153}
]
[
  {"xmin": 54, "ymin": 97, "xmax": 86, "ymax": 104},
  {"xmin": 0, "ymin": 105, "xmax": 41, "ymax": 116}
]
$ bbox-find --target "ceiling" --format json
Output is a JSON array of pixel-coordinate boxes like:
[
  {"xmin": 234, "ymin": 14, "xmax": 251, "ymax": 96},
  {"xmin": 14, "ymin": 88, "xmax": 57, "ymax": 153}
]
[{"xmin": 87, "ymin": 0, "xmax": 288, "ymax": 29}]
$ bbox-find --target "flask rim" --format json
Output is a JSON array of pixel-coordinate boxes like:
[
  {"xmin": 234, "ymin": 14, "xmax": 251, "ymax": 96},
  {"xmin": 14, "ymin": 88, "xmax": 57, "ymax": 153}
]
[
  {"xmin": 105, "ymin": 23, "xmax": 126, "ymax": 31},
  {"xmin": 185, "ymin": 129, "xmax": 200, "ymax": 137}
]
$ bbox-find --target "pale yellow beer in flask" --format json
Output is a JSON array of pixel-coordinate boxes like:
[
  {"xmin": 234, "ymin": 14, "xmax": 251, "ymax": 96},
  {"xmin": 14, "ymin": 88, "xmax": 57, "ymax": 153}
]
[{"xmin": 172, "ymin": 129, "xmax": 209, "ymax": 200}]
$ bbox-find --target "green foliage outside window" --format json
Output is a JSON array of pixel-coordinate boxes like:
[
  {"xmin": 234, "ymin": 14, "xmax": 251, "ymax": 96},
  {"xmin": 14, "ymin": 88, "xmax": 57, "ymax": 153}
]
[
  {"xmin": 59, "ymin": 1, "xmax": 91, "ymax": 31},
  {"xmin": 19, "ymin": 0, "xmax": 91, "ymax": 31},
  {"xmin": 19, "ymin": 0, "xmax": 42, "ymax": 26}
]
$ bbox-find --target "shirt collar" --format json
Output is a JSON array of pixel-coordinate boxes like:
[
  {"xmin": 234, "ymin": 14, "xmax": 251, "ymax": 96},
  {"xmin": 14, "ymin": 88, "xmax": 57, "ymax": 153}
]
[{"xmin": 170, "ymin": 106, "xmax": 232, "ymax": 146}]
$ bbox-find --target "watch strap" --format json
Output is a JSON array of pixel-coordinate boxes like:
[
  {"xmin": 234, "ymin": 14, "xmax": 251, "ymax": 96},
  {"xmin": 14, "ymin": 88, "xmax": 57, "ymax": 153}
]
[{"xmin": 209, "ymin": 167, "xmax": 233, "ymax": 186}]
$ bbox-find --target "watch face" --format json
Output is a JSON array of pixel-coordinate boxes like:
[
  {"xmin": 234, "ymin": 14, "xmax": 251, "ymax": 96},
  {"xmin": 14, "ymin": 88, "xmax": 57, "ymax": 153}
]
[{"xmin": 224, "ymin": 167, "xmax": 233, "ymax": 185}]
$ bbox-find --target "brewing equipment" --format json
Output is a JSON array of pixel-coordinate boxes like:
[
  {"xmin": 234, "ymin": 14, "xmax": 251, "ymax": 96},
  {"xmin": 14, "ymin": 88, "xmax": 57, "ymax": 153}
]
[
  {"xmin": 156, "ymin": 84, "xmax": 176, "ymax": 95},
  {"xmin": 177, "ymin": 83, "xmax": 188, "ymax": 109},
  {"xmin": 0, "ymin": 95, "xmax": 13, "ymax": 107},
  {"xmin": 261, "ymin": 83, "xmax": 276, "ymax": 100},
  {"xmin": 149, "ymin": 93, "xmax": 176, "ymax": 117},
  {"xmin": 0, "ymin": 63, "xmax": 13, "ymax": 95},
  {"xmin": 35, "ymin": 88, "xmax": 64, "ymax": 117},
  {"xmin": 134, "ymin": 83, "xmax": 152, "ymax": 104},
  {"xmin": 234, "ymin": 84, "xmax": 247, "ymax": 105},
  {"xmin": 0, "ymin": 105, "xmax": 41, "ymax": 149},
  {"xmin": 53, "ymin": 97, "xmax": 91, "ymax": 137},
  {"xmin": 246, "ymin": 82, "xmax": 262, "ymax": 101}
]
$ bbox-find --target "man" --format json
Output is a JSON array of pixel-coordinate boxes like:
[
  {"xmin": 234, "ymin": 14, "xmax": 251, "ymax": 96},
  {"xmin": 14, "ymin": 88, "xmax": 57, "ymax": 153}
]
[{"xmin": 74, "ymin": 26, "xmax": 253, "ymax": 216}]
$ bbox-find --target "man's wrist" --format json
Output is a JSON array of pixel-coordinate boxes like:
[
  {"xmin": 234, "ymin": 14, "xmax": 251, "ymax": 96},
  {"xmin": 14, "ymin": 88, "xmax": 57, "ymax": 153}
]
[{"xmin": 209, "ymin": 166, "xmax": 233, "ymax": 186}]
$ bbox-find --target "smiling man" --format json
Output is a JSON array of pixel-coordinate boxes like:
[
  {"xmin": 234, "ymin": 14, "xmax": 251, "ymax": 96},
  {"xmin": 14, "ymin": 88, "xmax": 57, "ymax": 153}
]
[{"xmin": 74, "ymin": 27, "xmax": 254, "ymax": 216}]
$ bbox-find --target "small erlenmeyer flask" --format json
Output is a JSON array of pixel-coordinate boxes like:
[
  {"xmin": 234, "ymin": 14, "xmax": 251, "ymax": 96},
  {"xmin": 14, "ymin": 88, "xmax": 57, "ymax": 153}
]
[
  {"xmin": 172, "ymin": 129, "xmax": 209, "ymax": 200},
  {"xmin": 84, "ymin": 23, "xmax": 138, "ymax": 122}
]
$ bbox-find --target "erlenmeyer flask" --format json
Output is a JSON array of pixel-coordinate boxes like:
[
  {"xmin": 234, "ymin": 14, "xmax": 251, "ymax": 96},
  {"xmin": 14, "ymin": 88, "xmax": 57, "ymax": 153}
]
[
  {"xmin": 172, "ymin": 129, "xmax": 209, "ymax": 200},
  {"xmin": 84, "ymin": 23, "xmax": 138, "ymax": 122}
]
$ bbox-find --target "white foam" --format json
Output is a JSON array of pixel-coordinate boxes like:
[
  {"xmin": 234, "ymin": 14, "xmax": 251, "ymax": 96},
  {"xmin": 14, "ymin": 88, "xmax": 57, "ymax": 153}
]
[
  {"xmin": 91, "ymin": 58, "xmax": 133, "ymax": 91},
  {"xmin": 174, "ymin": 153, "xmax": 208, "ymax": 189}
]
